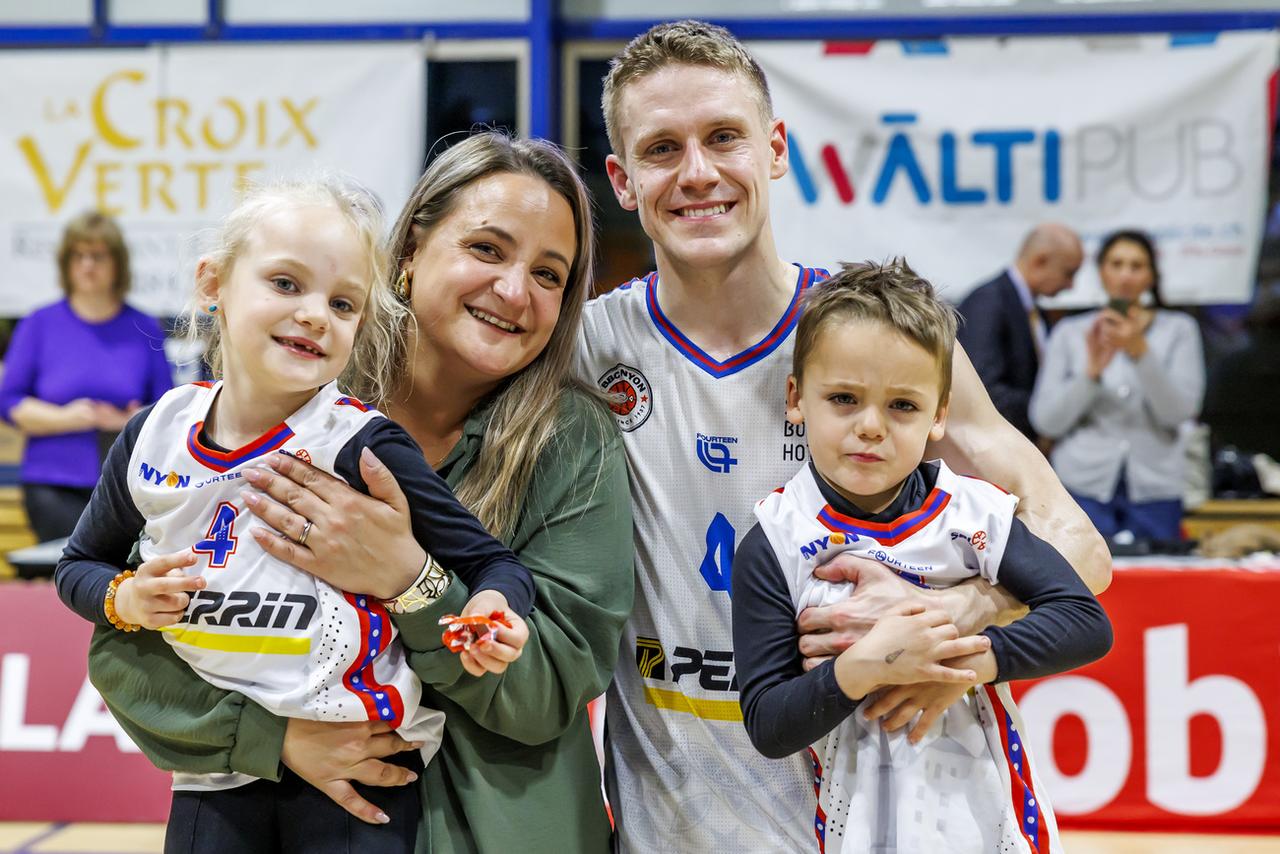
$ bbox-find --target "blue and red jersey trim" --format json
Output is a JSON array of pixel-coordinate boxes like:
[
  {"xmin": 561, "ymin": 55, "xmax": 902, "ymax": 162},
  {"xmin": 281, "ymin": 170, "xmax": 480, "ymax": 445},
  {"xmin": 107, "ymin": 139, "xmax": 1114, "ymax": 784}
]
[
  {"xmin": 985, "ymin": 685, "xmax": 1048, "ymax": 853},
  {"xmin": 335, "ymin": 396, "xmax": 369, "ymax": 412},
  {"xmin": 341, "ymin": 593, "xmax": 406, "ymax": 726},
  {"xmin": 644, "ymin": 266, "xmax": 829, "ymax": 379},
  {"xmin": 807, "ymin": 746, "xmax": 828, "ymax": 852},
  {"xmin": 817, "ymin": 488, "xmax": 951, "ymax": 547},
  {"xmin": 186, "ymin": 421, "xmax": 295, "ymax": 473}
]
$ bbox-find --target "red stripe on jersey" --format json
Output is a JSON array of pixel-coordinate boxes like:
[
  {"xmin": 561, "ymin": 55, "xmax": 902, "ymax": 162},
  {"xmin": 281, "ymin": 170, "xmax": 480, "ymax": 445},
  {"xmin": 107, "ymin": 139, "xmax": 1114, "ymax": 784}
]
[
  {"xmin": 186, "ymin": 421, "xmax": 294, "ymax": 473},
  {"xmin": 960, "ymin": 474, "xmax": 1011, "ymax": 495},
  {"xmin": 984, "ymin": 685, "xmax": 1048, "ymax": 854},
  {"xmin": 341, "ymin": 593, "xmax": 406, "ymax": 726},
  {"xmin": 818, "ymin": 488, "xmax": 951, "ymax": 546}
]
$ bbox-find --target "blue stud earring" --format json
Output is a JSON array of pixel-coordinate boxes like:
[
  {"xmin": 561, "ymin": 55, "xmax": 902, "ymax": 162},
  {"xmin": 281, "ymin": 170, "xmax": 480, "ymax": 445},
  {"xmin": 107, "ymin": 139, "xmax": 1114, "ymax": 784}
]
[{"xmin": 206, "ymin": 304, "xmax": 219, "ymax": 314}]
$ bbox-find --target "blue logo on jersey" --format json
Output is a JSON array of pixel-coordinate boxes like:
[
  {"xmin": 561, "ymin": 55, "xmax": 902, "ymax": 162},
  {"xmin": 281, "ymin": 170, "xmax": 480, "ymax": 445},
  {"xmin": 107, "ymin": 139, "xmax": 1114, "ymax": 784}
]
[
  {"xmin": 699, "ymin": 513, "xmax": 735, "ymax": 596},
  {"xmin": 696, "ymin": 433, "xmax": 739, "ymax": 474},
  {"xmin": 800, "ymin": 532, "xmax": 858, "ymax": 561},
  {"xmin": 139, "ymin": 462, "xmax": 190, "ymax": 488}
]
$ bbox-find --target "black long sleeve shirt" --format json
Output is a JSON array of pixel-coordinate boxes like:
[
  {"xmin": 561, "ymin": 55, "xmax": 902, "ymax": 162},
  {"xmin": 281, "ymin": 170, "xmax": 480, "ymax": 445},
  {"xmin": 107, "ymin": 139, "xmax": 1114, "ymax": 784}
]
[
  {"xmin": 56, "ymin": 405, "xmax": 535, "ymax": 625},
  {"xmin": 733, "ymin": 461, "xmax": 1112, "ymax": 759}
]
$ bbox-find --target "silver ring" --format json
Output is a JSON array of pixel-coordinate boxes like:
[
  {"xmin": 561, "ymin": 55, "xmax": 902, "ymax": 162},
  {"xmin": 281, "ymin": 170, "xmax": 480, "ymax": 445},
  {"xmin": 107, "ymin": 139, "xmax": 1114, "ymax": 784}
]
[{"xmin": 297, "ymin": 519, "xmax": 314, "ymax": 547}]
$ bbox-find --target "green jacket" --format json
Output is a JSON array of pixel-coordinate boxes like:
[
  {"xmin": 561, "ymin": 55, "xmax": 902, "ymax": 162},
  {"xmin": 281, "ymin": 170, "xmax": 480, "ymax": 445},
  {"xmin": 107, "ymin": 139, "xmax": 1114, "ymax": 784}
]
[{"xmin": 89, "ymin": 389, "xmax": 634, "ymax": 853}]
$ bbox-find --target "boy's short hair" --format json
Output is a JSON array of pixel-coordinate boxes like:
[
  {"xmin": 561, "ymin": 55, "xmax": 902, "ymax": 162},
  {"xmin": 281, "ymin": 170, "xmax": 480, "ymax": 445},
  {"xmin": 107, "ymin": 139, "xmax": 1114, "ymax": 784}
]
[
  {"xmin": 601, "ymin": 19, "xmax": 773, "ymax": 159},
  {"xmin": 794, "ymin": 259, "xmax": 958, "ymax": 405}
]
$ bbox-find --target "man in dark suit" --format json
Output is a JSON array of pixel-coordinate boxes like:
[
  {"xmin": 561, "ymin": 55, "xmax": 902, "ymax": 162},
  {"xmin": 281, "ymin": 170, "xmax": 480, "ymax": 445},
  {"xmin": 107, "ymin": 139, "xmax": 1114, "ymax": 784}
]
[{"xmin": 958, "ymin": 223, "xmax": 1082, "ymax": 442}]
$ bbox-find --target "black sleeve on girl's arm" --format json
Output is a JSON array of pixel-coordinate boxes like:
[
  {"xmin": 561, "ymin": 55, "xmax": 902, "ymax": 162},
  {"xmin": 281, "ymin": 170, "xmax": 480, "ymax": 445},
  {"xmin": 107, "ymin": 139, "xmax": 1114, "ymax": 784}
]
[
  {"xmin": 734, "ymin": 524, "xmax": 860, "ymax": 759},
  {"xmin": 334, "ymin": 419, "xmax": 534, "ymax": 617},
  {"xmin": 980, "ymin": 519, "xmax": 1113, "ymax": 682},
  {"xmin": 55, "ymin": 407, "xmax": 152, "ymax": 625}
]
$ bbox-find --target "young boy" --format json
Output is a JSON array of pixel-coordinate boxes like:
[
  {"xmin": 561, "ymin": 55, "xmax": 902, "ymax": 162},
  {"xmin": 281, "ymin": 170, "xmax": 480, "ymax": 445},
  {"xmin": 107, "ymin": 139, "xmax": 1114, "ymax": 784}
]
[{"xmin": 733, "ymin": 260, "xmax": 1112, "ymax": 854}]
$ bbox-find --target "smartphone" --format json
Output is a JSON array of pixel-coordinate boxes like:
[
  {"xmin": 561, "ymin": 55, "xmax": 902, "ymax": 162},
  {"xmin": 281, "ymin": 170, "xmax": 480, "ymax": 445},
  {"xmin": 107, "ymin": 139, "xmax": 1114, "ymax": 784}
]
[{"xmin": 1106, "ymin": 297, "xmax": 1132, "ymax": 315}]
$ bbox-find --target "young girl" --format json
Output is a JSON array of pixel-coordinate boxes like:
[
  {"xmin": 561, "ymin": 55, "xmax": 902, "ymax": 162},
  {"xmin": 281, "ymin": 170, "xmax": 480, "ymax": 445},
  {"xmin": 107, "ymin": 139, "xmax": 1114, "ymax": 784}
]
[
  {"xmin": 733, "ymin": 260, "xmax": 1112, "ymax": 854},
  {"xmin": 55, "ymin": 179, "xmax": 534, "ymax": 852}
]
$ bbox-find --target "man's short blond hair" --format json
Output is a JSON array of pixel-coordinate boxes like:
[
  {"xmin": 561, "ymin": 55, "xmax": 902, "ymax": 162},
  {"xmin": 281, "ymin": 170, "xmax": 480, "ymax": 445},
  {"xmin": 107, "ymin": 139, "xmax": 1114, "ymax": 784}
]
[{"xmin": 601, "ymin": 20, "xmax": 773, "ymax": 159}]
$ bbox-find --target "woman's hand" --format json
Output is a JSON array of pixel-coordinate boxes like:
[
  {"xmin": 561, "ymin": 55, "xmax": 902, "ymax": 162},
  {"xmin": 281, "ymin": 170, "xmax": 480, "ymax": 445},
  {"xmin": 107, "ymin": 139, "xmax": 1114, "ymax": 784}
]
[
  {"xmin": 113, "ymin": 550, "xmax": 205, "ymax": 629},
  {"xmin": 456, "ymin": 589, "xmax": 530, "ymax": 678},
  {"xmin": 1099, "ymin": 306, "xmax": 1151, "ymax": 359},
  {"xmin": 63, "ymin": 398, "xmax": 99, "ymax": 431},
  {"xmin": 281, "ymin": 718, "xmax": 423, "ymax": 825},
  {"xmin": 93, "ymin": 399, "xmax": 140, "ymax": 432},
  {"xmin": 832, "ymin": 605, "xmax": 990, "ymax": 701},
  {"xmin": 1085, "ymin": 315, "xmax": 1119, "ymax": 379},
  {"xmin": 240, "ymin": 448, "xmax": 425, "ymax": 599}
]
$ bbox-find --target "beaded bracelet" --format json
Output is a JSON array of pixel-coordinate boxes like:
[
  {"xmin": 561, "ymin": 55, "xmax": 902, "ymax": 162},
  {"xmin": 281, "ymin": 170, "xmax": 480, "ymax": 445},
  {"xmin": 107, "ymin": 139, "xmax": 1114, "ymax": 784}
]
[{"xmin": 104, "ymin": 570, "xmax": 141, "ymax": 632}]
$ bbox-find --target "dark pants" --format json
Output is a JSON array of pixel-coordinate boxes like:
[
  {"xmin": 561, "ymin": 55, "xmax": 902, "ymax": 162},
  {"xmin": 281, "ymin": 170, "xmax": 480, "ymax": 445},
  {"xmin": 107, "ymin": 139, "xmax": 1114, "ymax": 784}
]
[
  {"xmin": 165, "ymin": 759, "xmax": 422, "ymax": 854},
  {"xmin": 19, "ymin": 483, "xmax": 94, "ymax": 578},
  {"xmin": 1072, "ymin": 472, "xmax": 1183, "ymax": 543}
]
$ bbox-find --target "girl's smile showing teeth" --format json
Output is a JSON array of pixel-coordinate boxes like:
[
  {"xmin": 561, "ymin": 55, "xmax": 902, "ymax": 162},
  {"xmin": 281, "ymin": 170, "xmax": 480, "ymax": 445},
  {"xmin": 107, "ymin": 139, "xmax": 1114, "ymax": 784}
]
[
  {"xmin": 468, "ymin": 306, "xmax": 522, "ymax": 333},
  {"xmin": 678, "ymin": 203, "xmax": 730, "ymax": 218},
  {"xmin": 274, "ymin": 335, "xmax": 325, "ymax": 358}
]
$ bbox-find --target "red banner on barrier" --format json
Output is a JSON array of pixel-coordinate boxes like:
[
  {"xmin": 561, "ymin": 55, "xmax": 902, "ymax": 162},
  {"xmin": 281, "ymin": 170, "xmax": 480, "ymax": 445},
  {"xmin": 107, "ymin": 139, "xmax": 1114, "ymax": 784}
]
[
  {"xmin": 0, "ymin": 582, "xmax": 170, "ymax": 822},
  {"xmin": 1013, "ymin": 560, "xmax": 1280, "ymax": 832},
  {"xmin": 2, "ymin": 563, "xmax": 1278, "ymax": 830}
]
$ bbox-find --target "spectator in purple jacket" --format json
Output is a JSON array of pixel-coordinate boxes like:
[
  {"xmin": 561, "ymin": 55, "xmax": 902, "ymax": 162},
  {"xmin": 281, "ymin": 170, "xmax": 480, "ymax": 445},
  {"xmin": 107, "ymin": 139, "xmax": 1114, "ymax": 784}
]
[{"xmin": 0, "ymin": 211, "xmax": 172, "ymax": 562}]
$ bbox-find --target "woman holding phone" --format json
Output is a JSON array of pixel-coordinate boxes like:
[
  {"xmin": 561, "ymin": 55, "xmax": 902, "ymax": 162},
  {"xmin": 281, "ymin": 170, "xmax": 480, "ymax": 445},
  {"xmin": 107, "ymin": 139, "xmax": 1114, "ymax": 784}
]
[{"xmin": 1029, "ymin": 229, "xmax": 1205, "ymax": 542}]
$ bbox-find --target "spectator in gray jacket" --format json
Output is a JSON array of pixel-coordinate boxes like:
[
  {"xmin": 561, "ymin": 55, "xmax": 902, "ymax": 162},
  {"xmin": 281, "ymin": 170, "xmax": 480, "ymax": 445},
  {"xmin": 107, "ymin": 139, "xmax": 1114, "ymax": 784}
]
[{"xmin": 1030, "ymin": 230, "xmax": 1204, "ymax": 542}]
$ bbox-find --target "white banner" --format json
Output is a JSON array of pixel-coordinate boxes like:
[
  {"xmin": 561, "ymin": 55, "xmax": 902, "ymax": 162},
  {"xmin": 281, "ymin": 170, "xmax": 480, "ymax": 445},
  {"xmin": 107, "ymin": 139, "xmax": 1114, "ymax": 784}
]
[
  {"xmin": 0, "ymin": 43, "xmax": 424, "ymax": 316},
  {"xmin": 756, "ymin": 31, "xmax": 1278, "ymax": 306}
]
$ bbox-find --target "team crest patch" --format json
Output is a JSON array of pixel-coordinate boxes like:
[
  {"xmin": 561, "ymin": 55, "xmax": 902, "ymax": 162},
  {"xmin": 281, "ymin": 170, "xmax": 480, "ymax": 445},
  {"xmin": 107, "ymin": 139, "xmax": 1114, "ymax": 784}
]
[
  {"xmin": 289, "ymin": 449, "xmax": 312, "ymax": 465},
  {"xmin": 597, "ymin": 363, "xmax": 652, "ymax": 432}
]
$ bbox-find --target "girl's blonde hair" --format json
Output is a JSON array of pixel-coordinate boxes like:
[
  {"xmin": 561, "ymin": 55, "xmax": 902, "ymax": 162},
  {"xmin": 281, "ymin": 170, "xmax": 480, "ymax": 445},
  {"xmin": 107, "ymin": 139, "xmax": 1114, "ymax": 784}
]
[
  {"xmin": 184, "ymin": 177, "xmax": 407, "ymax": 405},
  {"xmin": 387, "ymin": 131, "xmax": 601, "ymax": 538}
]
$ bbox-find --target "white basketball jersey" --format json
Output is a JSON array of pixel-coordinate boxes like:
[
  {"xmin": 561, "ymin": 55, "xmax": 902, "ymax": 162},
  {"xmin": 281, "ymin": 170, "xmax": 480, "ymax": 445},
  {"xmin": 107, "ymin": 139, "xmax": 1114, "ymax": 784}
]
[
  {"xmin": 579, "ymin": 265, "xmax": 828, "ymax": 853},
  {"xmin": 753, "ymin": 461, "xmax": 1060, "ymax": 854},
  {"xmin": 128, "ymin": 381, "xmax": 443, "ymax": 787}
]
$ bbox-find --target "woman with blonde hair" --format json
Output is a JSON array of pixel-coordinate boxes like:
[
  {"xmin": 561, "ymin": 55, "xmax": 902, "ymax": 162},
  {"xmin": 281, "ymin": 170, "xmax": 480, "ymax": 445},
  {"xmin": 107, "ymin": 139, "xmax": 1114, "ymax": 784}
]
[
  {"xmin": 87, "ymin": 132, "xmax": 634, "ymax": 852},
  {"xmin": 0, "ymin": 211, "xmax": 171, "ymax": 562}
]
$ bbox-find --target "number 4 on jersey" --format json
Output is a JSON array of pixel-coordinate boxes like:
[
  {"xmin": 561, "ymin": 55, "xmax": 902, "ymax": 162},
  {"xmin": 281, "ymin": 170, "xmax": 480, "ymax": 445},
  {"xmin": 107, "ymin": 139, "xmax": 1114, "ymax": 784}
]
[
  {"xmin": 699, "ymin": 512, "xmax": 735, "ymax": 596},
  {"xmin": 194, "ymin": 501, "xmax": 239, "ymax": 568}
]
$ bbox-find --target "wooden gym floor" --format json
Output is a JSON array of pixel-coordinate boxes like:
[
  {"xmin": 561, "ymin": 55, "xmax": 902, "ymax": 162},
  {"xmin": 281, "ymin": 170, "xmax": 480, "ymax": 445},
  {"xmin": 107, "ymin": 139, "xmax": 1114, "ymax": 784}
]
[{"xmin": 1, "ymin": 824, "xmax": 1278, "ymax": 853}]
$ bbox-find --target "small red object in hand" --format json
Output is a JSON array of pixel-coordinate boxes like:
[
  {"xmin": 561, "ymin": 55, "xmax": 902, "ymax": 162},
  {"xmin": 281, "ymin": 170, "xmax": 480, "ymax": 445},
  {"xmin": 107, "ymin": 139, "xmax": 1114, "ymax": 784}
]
[{"xmin": 439, "ymin": 611, "xmax": 513, "ymax": 653}]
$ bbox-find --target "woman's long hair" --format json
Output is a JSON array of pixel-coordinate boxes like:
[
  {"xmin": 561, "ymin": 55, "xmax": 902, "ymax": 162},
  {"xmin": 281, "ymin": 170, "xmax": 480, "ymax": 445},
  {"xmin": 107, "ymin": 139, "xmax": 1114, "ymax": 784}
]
[{"xmin": 385, "ymin": 131, "xmax": 601, "ymax": 538}]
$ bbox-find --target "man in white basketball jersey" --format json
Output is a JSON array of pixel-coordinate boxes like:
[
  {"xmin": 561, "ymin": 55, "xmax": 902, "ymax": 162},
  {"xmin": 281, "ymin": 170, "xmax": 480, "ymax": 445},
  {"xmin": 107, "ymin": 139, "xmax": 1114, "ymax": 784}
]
[{"xmin": 579, "ymin": 20, "xmax": 1111, "ymax": 853}]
